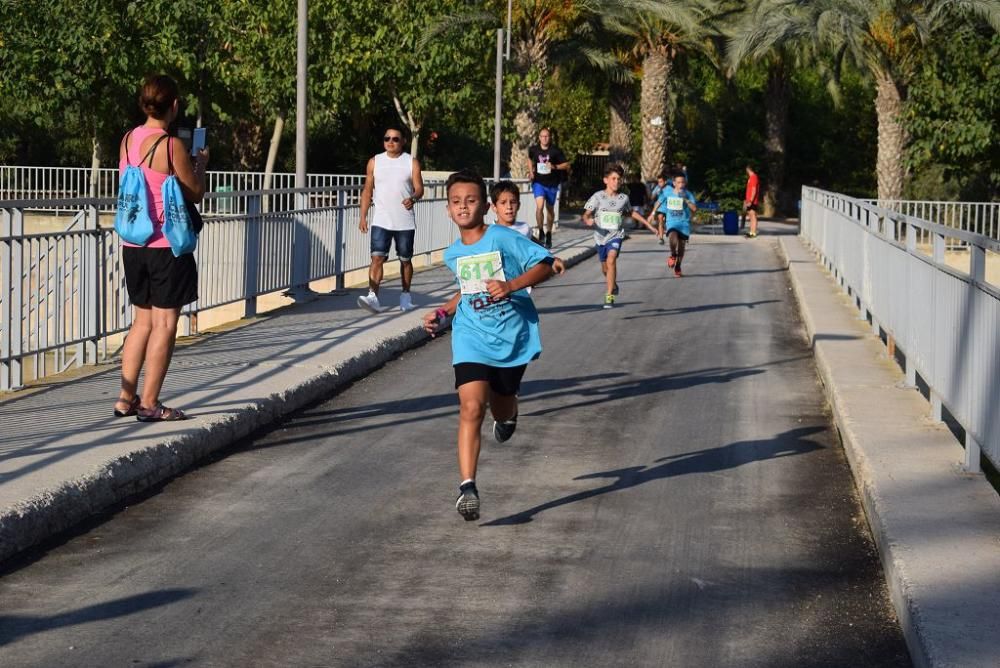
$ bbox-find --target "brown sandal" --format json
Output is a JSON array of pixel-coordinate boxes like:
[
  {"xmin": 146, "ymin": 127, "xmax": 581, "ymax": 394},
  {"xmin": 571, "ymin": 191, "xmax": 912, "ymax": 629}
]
[
  {"xmin": 114, "ymin": 396, "xmax": 141, "ymax": 418},
  {"xmin": 136, "ymin": 403, "xmax": 187, "ymax": 422}
]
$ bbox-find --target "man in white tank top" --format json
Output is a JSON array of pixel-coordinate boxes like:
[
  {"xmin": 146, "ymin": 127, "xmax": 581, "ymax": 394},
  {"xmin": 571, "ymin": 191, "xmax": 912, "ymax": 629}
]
[{"xmin": 358, "ymin": 127, "xmax": 425, "ymax": 312}]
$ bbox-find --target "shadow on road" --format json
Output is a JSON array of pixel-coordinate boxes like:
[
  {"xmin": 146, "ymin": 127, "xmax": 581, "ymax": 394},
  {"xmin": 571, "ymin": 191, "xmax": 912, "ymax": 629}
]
[
  {"xmin": 482, "ymin": 426, "xmax": 826, "ymax": 526},
  {"xmin": 0, "ymin": 588, "xmax": 197, "ymax": 647}
]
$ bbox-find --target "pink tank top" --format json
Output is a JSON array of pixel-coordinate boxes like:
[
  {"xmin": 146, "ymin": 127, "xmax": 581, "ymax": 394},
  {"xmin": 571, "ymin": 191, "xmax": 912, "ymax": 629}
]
[{"xmin": 118, "ymin": 125, "xmax": 173, "ymax": 248}]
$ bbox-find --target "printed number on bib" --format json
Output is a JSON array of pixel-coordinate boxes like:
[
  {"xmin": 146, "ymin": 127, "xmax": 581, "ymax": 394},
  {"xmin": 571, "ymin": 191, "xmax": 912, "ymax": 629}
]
[
  {"xmin": 667, "ymin": 196, "xmax": 685, "ymax": 211},
  {"xmin": 457, "ymin": 251, "xmax": 506, "ymax": 295},
  {"xmin": 598, "ymin": 211, "xmax": 622, "ymax": 231},
  {"xmin": 536, "ymin": 162, "xmax": 552, "ymax": 176}
]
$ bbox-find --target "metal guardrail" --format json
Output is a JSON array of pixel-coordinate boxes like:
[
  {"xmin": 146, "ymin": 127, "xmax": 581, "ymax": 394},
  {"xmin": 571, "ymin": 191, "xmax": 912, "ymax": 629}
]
[
  {"xmin": 0, "ymin": 166, "xmax": 368, "ymax": 217},
  {"xmin": 801, "ymin": 187, "xmax": 1000, "ymax": 473},
  {"xmin": 1, "ymin": 182, "xmax": 537, "ymax": 391},
  {"xmin": 864, "ymin": 198, "xmax": 1000, "ymax": 243}
]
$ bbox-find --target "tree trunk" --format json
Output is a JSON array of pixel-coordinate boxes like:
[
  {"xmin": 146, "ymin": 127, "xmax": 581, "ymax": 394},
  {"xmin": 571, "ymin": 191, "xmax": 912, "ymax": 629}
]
[
  {"xmin": 510, "ymin": 37, "xmax": 548, "ymax": 180},
  {"xmin": 391, "ymin": 90, "xmax": 423, "ymax": 159},
  {"xmin": 609, "ymin": 82, "xmax": 633, "ymax": 171},
  {"xmin": 874, "ymin": 71, "xmax": 908, "ymax": 201},
  {"xmin": 763, "ymin": 60, "xmax": 790, "ymax": 217},
  {"xmin": 640, "ymin": 47, "xmax": 671, "ymax": 182},
  {"xmin": 262, "ymin": 111, "xmax": 285, "ymax": 213},
  {"xmin": 89, "ymin": 131, "xmax": 101, "ymax": 199}
]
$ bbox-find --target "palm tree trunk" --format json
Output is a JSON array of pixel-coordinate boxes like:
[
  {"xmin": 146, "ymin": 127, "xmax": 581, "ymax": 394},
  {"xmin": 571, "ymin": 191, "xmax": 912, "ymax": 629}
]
[
  {"xmin": 609, "ymin": 82, "xmax": 633, "ymax": 170},
  {"xmin": 640, "ymin": 47, "xmax": 671, "ymax": 182},
  {"xmin": 763, "ymin": 60, "xmax": 790, "ymax": 217},
  {"xmin": 510, "ymin": 38, "xmax": 548, "ymax": 180},
  {"xmin": 874, "ymin": 71, "xmax": 908, "ymax": 201}
]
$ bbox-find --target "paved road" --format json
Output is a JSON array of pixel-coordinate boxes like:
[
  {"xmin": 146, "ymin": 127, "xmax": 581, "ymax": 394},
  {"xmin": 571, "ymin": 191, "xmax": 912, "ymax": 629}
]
[{"xmin": 0, "ymin": 233, "xmax": 910, "ymax": 667}]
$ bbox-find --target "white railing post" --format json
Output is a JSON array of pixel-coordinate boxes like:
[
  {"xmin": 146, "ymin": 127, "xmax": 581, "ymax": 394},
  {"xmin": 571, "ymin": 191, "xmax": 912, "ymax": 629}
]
[
  {"xmin": 80, "ymin": 201, "xmax": 100, "ymax": 366},
  {"xmin": 1, "ymin": 207, "xmax": 25, "ymax": 390}
]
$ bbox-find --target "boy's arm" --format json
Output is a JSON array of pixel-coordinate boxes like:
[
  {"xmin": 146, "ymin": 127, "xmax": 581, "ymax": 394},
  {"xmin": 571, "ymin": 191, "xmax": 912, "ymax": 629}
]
[
  {"xmin": 631, "ymin": 209, "xmax": 657, "ymax": 233},
  {"xmin": 423, "ymin": 290, "xmax": 462, "ymax": 335},
  {"xmin": 485, "ymin": 260, "xmax": 554, "ymax": 300},
  {"xmin": 582, "ymin": 208, "xmax": 595, "ymax": 226}
]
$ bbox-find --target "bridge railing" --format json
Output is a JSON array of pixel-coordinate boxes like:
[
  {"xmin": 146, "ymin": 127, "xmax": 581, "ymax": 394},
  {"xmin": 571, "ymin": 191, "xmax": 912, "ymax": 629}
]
[
  {"xmin": 1, "ymin": 181, "xmax": 536, "ymax": 391},
  {"xmin": 863, "ymin": 198, "xmax": 1000, "ymax": 243},
  {"xmin": 0, "ymin": 166, "xmax": 369, "ymax": 217},
  {"xmin": 801, "ymin": 187, "xmax": 1000, "ymax": 473}
]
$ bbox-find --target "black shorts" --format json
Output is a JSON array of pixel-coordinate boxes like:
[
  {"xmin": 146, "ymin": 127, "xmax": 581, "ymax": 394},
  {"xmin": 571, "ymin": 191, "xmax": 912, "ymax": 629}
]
[
  {"xmin": 123, "ymin": 246, "xmax": 198, "ymax": 308},
  {"xmin": 746, "ymin": 204, "xmax": 759, "ymax": 213},
  {"xmin": 454, "ymin": 363, "xmax": 527, "ymax": 396}
]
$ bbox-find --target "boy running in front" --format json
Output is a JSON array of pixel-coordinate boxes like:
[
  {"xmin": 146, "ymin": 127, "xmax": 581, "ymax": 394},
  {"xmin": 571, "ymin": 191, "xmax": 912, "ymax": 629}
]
[
  {"xmin": 662, "ymin": 172, "xmax": 698, "ymax": 277},
  {"xmin": 583, "ymin": 163, "xmax": 657, "ymax": 308},
  {"xmin": 424, "ymin": 171, "xmax": 555, "ymax": 521}
]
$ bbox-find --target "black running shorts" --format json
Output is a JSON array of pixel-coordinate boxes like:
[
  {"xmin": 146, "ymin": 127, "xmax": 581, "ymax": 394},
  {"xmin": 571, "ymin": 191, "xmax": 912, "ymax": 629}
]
[
  {"xmin": 454, "ymin": 363, "xmax": 527, "ymax": 396},
  {"xmin": 123, "ymin": 246, "xmax": 198, "ymax": 308}
]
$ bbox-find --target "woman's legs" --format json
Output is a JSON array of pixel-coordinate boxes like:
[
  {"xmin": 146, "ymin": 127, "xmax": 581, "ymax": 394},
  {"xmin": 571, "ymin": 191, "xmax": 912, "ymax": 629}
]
[
  {"xmin": 139, "ymin": 305, "xmax": 182, "ymax": 409},
  {"xmin": 118, "ymin": 306, "xmax": 152, "ymax": 407}
]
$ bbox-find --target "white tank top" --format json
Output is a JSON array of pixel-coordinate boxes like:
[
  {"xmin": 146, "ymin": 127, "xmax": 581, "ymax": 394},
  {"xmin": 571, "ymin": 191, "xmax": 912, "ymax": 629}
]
[{"xmin": 372, "ymin": 151, "xmax": 416, "ymax": 231}]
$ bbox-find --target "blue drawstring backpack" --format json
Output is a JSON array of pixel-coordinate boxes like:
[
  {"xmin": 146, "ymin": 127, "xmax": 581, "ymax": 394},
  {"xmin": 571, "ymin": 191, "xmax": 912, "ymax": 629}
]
[
  {"xmin": 113, "ymin": 130, "xmax": 159, "ymax": 245},
  {"xmin": 161, "ymin": 139, "xmax": 199, "ymax": 257}
]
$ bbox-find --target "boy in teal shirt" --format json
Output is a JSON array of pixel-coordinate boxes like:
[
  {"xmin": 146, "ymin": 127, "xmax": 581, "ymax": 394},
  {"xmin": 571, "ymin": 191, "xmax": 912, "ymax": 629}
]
[
  {"xmin": 660, "ymin": 172, "xmax": 698, "ymax": 277},
  {"xmin": 424, "ymin": 171, "xmax": 555, "ymax": 521}
]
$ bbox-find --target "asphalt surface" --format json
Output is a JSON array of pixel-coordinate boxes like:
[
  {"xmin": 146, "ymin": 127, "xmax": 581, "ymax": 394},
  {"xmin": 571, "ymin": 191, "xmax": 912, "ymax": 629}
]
[{"xmin": 0, "ymin": 232, "xmax": 911, "ymax": 667}]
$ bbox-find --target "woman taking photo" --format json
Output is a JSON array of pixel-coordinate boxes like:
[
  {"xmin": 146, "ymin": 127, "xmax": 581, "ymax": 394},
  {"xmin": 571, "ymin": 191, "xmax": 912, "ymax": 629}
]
[{"xmin": 114, "ymin": 74, "xmax": 208, "ymax": 421}]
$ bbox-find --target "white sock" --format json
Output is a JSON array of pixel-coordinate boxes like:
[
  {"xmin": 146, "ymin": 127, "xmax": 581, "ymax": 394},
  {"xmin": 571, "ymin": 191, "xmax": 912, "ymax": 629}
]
[{"xmin": 460, "ymin": 478, "xmax": 475, "ymax": 487}]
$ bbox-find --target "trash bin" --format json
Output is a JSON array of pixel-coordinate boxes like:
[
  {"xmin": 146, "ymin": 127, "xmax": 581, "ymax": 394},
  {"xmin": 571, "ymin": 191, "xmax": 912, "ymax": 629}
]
[{"xmin": 722, "ymin": 211, "xmax": 739, "ymax": 235}]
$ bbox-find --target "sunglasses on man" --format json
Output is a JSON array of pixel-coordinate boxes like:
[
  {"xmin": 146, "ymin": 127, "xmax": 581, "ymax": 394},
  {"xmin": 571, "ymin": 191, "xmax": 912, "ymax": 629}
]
[{"xmin": 383, "ymin": 136, "xmax": 402, "ymax": 143}]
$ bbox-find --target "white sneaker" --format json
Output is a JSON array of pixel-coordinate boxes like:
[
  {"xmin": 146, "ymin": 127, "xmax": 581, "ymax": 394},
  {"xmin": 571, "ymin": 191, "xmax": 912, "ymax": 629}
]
[
  {"xmin": 357, "ymin": 291, "xmax": 381, "ymax": 313},
  {"xmin": 399, "ymin": 292, "xmax": 416, "ymax": 311}
]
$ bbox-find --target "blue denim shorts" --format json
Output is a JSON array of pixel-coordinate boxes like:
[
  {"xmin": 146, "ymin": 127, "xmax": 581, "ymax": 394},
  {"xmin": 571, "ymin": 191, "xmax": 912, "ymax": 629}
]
[
  {"xmin": 597, "ymin": 237, "xmax": 623, "ymax": 262},
  {"xmin": 370, "ymin": 226, "xmax": 415, "ymax": 261}
]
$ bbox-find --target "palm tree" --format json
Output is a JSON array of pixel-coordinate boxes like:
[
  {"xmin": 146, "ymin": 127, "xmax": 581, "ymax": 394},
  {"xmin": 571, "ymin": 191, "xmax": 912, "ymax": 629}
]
[
  {"xmin": 727, "ymin": 0, "xmax": 833, "ymax": 216},
  {"xmin": 589, "ymin": 0, "xmax": 721, "ymax": 181},
  {"xmin": 730, "ymin": 0, "xmax": 1000, "ymax": 200}
]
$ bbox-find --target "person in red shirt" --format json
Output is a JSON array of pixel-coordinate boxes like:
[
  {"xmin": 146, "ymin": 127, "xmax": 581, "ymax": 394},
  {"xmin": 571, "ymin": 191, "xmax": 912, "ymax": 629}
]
[{"xmin": 743, "ymin": 164, "xmax": 760, "ymax": 238}]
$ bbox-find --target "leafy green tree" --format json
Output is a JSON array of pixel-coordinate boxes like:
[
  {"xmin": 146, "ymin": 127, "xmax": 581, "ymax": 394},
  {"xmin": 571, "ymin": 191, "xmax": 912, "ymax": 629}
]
[
  {"xmin": 903, "ymin": 27, "xmax": 999, "ymax": 199},
  {"xmin": 1, "ymin": 0, "xmax": 144, "ymax": 174},
  {"xmin": 735, "ymin": 0, "xmax": 1000, "ymax": 200}
]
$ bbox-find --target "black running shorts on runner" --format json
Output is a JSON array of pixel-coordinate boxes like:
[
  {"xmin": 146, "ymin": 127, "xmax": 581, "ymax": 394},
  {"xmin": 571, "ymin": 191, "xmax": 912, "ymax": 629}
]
[
  {"xmin": 123, "ymin": 246, "xmax": 198, "ymax": 308},
  {"xmin": 454, "ymin": 363, "xmax": 527, "ymax": 396}
]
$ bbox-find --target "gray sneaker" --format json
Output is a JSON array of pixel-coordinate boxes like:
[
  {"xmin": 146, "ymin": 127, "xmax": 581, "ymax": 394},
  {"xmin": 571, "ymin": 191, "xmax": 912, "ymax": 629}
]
[
  {"xmin": 493, "ymin": 413, "xmax": 518, "ymax": 443},
  {"xmin": 456, "ymin": 481, "xmax": 480, "ymax": 521}
]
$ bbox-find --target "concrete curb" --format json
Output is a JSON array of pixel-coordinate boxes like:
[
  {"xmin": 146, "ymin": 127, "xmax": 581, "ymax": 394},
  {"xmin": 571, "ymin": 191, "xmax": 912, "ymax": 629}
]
[
  {"xmin": 777, "ymin": 236, "xmax": 930, "ymax": 667},
  {"xmin": 777, "ymin": 235, "xmax": 1000, "ymax": 668},
  {"xmin": 0, "ymin": 236, "xmax": 597, "ymax": 564}
]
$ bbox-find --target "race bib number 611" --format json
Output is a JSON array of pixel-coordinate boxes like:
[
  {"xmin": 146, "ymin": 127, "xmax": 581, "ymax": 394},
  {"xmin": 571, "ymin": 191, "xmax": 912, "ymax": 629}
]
[{"xmin": 457, "ymin": 251, "xmax": 506, "ymax": 294}]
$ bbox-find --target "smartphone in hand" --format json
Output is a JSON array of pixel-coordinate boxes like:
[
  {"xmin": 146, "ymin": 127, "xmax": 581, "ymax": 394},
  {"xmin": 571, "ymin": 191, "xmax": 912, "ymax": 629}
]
[{"xmin": 191, "ymin": 128, "xmax": 207, "ymax": 156}]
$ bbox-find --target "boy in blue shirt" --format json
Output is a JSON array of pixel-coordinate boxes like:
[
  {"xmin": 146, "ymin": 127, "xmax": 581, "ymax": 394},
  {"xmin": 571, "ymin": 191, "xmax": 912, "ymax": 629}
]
[
  {"xmin": 424, "ymin": 171, "xmax": 555, "ymax": 521},
  {"xmin": 660, "ymin": 172, "xmax": 698, "ymax": 277}
]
